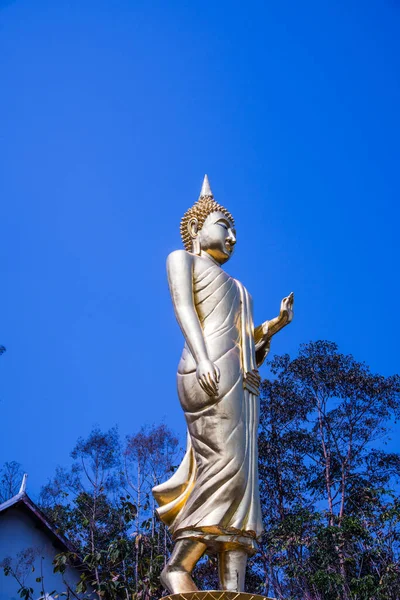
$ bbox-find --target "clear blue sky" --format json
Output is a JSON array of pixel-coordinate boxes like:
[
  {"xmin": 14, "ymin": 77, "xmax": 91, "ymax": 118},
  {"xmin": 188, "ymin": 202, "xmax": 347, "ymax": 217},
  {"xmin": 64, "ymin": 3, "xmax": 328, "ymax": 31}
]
[{"xmin": 1, "ymin": 0, "xmax": 399, "ymax": 497}]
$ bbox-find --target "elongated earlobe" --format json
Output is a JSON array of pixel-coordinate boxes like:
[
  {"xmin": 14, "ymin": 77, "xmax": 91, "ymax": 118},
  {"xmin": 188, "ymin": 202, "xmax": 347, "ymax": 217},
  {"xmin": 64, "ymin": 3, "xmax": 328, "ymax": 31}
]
[
  {"xmin": 192, "ymin": 237, "xmax": 201, "ymax": 255},
  {"xmin": 188, "ymin": 218, "xmax": 201, "ymax": 255}
]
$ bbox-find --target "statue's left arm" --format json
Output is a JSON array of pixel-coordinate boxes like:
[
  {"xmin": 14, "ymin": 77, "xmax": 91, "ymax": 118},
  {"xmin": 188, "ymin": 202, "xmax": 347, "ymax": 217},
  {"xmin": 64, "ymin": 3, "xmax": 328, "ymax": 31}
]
[{"xmin": 254, "ymin": 292, "xmax": 294, "ymax": 367}]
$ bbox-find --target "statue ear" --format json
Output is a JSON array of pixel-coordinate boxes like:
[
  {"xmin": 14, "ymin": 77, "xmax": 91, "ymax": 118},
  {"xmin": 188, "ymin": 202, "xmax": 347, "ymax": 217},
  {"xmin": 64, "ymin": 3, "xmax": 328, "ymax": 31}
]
[{"xmin": 188, "ymin": 218, "xmax": 201, "ymax": 255}]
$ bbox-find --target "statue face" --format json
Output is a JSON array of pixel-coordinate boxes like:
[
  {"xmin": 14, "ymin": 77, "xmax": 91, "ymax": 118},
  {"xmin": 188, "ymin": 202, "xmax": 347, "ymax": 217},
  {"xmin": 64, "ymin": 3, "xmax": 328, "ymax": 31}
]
[{"xmin": 198, "ymin": 211, "xmax": 236, "ymax": 264}]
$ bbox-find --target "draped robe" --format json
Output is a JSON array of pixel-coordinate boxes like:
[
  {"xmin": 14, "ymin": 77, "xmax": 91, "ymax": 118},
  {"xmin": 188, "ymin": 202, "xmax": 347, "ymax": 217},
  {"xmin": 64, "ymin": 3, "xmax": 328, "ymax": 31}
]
[{"xmin": 153, "ymin": 254, "xmax": 264, "ymax": 554}]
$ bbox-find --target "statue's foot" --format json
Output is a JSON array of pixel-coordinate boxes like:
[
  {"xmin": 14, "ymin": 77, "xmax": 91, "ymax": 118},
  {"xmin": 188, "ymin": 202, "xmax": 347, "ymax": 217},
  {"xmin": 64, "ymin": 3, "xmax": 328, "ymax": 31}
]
[{"xmin": 161, "ymin": 566, "xmax": 199, "ymax": 594}]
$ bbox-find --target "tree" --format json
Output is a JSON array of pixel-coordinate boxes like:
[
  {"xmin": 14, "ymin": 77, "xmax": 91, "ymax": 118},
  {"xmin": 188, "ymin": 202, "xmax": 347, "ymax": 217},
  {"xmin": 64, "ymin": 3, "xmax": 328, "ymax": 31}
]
[
  {"xmin": 40, "ymin": 426, "xmax": 132, "ymax": 597},
  {"xmin": 4, "ymin": 341, "xmax": 400, "ymax": 600},
  {"xmin": 0, "ymin": 547, "xmax": 41, "ymax": 600},
  {"xmin": 123, "ymin": 424, "xmax": 180, "ymax": 597},
  {"xmin": 255, "ymin": 341, "xmax": 400, "ymax": 600},
  {"xmin": 0, "ymin": 461, "xmax": 24, "ymax": 502},
  {"xmin": 40, "ymin": 423, "xmax": 181, "ymax": 599}
]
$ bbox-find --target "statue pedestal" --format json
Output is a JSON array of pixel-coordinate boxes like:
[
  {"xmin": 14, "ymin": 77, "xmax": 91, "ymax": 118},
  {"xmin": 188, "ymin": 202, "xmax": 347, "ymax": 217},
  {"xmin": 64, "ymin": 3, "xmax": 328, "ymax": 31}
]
[{"xmin": 161, "ymin": 592, "xmax": 275, "ymax": 600}]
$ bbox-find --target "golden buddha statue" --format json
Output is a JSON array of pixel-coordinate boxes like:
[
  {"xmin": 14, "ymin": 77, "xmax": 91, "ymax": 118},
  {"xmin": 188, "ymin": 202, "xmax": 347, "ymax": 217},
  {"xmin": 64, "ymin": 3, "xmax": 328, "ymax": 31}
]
[{"xmin": 153, "ymin": 176, "xmax": 294, "ymax": 595}]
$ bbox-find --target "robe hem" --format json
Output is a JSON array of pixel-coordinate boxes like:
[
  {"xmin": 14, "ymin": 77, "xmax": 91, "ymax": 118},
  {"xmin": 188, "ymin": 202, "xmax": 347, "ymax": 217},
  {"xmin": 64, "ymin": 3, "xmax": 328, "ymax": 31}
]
[{"xmin": 173, "ymin": 526, "xmax": 259, "ymax": 556}]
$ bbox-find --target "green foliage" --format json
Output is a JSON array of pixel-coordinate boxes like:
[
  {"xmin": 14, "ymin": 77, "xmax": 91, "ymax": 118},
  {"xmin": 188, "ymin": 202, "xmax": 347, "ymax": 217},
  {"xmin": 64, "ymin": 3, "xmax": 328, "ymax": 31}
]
[
  {"xmin": 255, "ymin": 340, "xmax": 400, "ymax": 600},
  {"xmin": 2, "ymin": 341, "xmax": 399, "ymax": 600},
  {"xmin": 40, "ymin": 423, "xmax": 180, "ymax": 598}
]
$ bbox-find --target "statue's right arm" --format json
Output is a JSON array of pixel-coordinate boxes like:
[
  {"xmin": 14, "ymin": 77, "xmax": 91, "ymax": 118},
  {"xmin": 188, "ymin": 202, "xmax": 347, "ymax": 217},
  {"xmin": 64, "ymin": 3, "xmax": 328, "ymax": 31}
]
[
  {"xmin": 167, "ymin": 250, "xmax": 207, "ymax": 364},
  {"xmin": 167, "ymin": 250, "xmax": 220, "ymax": 396}
]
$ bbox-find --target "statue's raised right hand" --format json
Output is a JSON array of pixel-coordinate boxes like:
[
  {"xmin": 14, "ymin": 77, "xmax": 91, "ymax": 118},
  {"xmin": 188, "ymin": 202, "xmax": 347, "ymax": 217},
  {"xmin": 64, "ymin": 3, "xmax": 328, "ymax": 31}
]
[{"xmin": 196, "ymin": 360, "xmax": 220, "ymax": 397}]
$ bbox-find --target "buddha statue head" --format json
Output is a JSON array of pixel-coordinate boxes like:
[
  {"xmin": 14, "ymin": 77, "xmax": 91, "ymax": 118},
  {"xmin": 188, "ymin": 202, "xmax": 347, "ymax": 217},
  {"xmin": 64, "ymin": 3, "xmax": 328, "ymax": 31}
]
[{"xmin": 180, "ymin": 175, "xmax": 236, "ymax": 264}]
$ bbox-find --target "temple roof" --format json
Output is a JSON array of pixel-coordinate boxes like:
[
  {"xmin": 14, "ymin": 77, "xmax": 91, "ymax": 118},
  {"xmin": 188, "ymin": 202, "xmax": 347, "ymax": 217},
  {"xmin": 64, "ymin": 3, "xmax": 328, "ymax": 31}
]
[{"xmin": 0, "ymin": 474, "xmax": 76, "ymax": 553}]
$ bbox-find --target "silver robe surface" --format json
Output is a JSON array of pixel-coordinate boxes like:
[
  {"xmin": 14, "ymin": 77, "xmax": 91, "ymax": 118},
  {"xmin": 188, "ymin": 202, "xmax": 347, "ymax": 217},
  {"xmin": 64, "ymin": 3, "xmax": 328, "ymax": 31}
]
[{"xmin": 153, "ymin": 255, "xmax": 263, "ymax": 554}]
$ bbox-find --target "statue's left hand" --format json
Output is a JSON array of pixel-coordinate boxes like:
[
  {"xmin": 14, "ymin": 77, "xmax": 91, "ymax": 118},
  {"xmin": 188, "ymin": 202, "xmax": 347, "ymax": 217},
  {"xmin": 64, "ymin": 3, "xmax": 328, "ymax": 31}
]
[{"xmin": 280, "ymin": 292, "xmax": 294, "ymax": 324}]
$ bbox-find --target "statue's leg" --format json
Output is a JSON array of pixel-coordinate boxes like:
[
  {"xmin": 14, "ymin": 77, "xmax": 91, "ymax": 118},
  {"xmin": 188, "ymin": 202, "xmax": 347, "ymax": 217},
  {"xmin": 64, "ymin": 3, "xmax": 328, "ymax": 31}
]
[
  {"xmin": 161, "ymin": 539, "xmax": 207, "ymax": 594},
  {"xmin": 218, "ymin": 549, "xmax": 247, "ymax": 592}
]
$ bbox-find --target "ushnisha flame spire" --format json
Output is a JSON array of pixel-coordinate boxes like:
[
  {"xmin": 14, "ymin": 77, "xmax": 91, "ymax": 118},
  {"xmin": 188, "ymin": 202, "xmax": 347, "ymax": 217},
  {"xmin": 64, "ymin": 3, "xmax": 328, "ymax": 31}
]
[
  {"xmin": 199, "ymin": 174, "xmax": 213, "ymax": 199},
  {"xmin": 180, "ymin": 175, "xmax": 235, "ymax": 251}
]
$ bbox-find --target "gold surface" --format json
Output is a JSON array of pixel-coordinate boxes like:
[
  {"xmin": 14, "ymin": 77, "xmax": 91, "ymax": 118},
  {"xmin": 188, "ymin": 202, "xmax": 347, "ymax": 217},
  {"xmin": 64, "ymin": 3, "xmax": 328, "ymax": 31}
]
[
  {"xmin": 153, "ymin": 176, "xmax": 293, "ymax": 594},
  {"xmin": 160, "ymin": 592, "xmax": 276, "ymax": 600}
]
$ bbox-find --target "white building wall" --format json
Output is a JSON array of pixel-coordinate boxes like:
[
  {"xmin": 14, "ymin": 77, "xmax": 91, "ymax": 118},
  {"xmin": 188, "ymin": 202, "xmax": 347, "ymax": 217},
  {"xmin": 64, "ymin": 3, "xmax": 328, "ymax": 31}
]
[{"xmin": 0, "ymin": 507, "xmax": 83, "ymax": 600}]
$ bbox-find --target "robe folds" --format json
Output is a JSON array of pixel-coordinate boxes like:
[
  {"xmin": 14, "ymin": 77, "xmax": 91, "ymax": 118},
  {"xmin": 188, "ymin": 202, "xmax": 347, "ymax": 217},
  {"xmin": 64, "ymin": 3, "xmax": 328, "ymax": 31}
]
[{"xmin": 152, "ymin": 255, "xmax": 264, "ymax": 554}]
